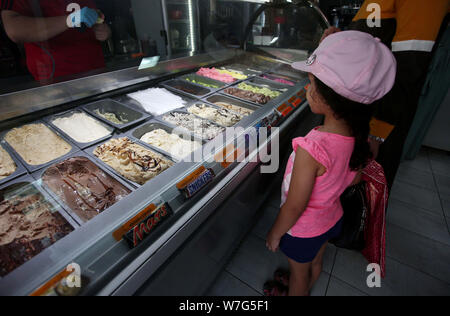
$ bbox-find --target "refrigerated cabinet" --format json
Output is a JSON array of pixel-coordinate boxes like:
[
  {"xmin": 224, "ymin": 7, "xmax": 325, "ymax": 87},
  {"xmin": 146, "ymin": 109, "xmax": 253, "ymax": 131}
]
[
  {"xmin": 0, "ymin": 0, "xmax": 328, "ymax": 296},
  {"xmin": 162, "ymin": 0, "xmax": 201, "ymax": 56}
]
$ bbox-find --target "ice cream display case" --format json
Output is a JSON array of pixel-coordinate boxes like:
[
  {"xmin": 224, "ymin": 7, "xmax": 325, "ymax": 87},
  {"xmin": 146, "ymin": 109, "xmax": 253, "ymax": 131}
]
[{"xmin": 0, "ymin": 1, "xmax": 328, "ymax": 296}]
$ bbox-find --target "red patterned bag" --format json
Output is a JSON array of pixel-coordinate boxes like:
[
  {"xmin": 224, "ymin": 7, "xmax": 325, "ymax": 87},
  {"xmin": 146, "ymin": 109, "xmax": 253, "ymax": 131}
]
[{"xmin": 361, "ymin": 160, "xmax": 389, "ymax": 278}]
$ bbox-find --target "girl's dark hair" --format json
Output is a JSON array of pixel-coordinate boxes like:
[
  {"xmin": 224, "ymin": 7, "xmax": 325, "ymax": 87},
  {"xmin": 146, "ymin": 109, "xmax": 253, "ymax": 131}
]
[{"xmin": 314, "ymin": 76, "xmax": 373, "ymax": 171}]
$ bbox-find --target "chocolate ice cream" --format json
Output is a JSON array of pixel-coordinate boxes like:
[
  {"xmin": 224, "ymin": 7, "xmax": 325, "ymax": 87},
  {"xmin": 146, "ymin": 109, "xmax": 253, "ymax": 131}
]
[
  {"xmin": 42, "ymin": 157, "xmax": 131, "ymax": 222},
  {"xmin": 0, "ymin": 182, "xmax": 73, "ymax": 277},
  {"xmin": 224, "ymin": 88, "xmax": 271, "ymax": 105}
]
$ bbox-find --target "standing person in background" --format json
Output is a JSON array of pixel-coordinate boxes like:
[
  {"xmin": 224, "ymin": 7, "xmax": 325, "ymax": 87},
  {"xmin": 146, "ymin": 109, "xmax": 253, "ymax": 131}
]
[
  {"xmin": 348, "ymin": 0, "xmax": 449, "ymax": 189},
  {"xmin": 0, "ymin": 0, "xmax": 111, "ymax": 82}
]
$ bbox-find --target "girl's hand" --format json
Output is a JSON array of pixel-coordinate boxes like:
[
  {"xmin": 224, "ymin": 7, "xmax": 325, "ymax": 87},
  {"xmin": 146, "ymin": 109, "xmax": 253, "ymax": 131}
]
[{"xmin": 266, "ymin": 231, "xmax": 281, "ymax": 253}]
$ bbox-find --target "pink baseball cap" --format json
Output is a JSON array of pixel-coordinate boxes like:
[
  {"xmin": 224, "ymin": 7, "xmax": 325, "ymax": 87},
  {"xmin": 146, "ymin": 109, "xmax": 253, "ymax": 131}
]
[{"xmin": 292, "ymin": 31, "xmax": 397, "ymax": 104}]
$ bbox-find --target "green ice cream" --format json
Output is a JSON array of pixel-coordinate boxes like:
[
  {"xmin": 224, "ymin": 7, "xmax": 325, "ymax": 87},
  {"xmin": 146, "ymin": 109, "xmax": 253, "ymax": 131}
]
[
  {"xmin": 237, "ymin": 83, "xmax": 282, "ymax": 99},
  {"xmin": 185, "ymin": 78, "xmax": 220, "ymax": 89},
  {"xmin": 94, "ymin": 109, "xmax": 129, "ymax": 125}
]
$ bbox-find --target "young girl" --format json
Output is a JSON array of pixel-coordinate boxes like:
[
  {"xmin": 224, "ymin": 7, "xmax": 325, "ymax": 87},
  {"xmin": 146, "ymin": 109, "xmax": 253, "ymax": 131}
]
[{"xmin": 265, "ymin": 31, "xmax": 396, "ymax": 296}]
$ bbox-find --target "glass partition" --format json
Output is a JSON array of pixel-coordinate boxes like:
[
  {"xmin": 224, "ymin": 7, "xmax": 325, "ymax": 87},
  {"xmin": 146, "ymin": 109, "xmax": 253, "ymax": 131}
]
[
  {"xmin": 245, "ymin": 1, "xmax": 328, "ymax": 61},
  {"xmin": 0, "ymin": 0, "xmax": 326, "ymax": 97},
  {"xmin": 0, "ymin": 0, "xmax": 166, "ymax": 95}
]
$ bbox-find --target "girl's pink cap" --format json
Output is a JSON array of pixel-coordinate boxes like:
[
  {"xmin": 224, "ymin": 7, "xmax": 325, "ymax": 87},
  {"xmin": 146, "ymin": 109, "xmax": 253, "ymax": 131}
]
[{"xmin": 292, "ymin": 31, "xmax": 397, "ymax": 104}]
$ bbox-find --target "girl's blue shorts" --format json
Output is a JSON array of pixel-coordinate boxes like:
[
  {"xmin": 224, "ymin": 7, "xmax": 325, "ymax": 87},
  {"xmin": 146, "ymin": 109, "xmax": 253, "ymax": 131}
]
[{"xmin": 279, "ymin": 217, "xmax": 343, "ymax": 263}]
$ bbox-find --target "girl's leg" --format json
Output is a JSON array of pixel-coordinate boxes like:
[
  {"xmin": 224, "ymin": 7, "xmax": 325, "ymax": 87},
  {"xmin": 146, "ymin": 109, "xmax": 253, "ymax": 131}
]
[
  {"xmin": 309, "ymin": 241, "xmax": 329, "ymax": 291},
  {"xmin": 287, "ymin": 258, "xmax": 312, "ymax": 296}
]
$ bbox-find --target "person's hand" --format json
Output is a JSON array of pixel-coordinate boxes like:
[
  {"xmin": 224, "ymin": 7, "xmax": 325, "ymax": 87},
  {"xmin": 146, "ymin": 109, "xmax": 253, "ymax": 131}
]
[
  {"xmin": 93, "ymin": 23, "xmax": 111, "ymax": 42},
  {"xmin": 320, "ymin": 26, "xmax": 341, "ymax": 43},
  {"xmin": 68, "ymin": 7, "xmax": 99, "ymax": 28},
  {"xmin": 266, "ymin": 231, "xmax": 281, "ymax": 253},
  {"xmin": 368, "ymin": 137, "xmax": 383, "ymax": 160}
]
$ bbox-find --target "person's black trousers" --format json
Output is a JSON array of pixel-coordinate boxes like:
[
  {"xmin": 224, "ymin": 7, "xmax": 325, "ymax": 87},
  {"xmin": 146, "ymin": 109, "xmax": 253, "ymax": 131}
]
[{"xmin": 374, "ymin": 52, "xmax": 432, "ymax": 189}]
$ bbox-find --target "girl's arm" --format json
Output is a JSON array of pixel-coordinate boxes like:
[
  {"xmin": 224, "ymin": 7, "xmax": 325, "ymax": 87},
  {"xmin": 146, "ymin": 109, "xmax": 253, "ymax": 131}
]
[{"xmin": 266, "ymin": 147, "xmax": 321, "ymax": 252}]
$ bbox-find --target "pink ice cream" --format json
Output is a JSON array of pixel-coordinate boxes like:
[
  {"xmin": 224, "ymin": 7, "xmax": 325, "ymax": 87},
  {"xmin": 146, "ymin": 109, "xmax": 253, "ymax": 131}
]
[
  {"xmin": 262, "ymin": 75, "xmax": 295, "ymax": 86},
  {"xmin": 196, "ymin": 68, "xmax": 236, "ymax": 84}
]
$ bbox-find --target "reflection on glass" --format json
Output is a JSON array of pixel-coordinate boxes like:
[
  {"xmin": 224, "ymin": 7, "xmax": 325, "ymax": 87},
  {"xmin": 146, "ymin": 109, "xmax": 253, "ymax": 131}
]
[{"xmin": 246, "ymin": 2, "xmax": 328, "ymax": 60}]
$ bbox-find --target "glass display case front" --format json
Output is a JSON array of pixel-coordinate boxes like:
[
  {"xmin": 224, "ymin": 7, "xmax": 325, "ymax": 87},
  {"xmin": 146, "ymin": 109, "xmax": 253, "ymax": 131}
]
[{"xmin": 0, "ymin": 0, "xmax": 328, "ymax": 296}]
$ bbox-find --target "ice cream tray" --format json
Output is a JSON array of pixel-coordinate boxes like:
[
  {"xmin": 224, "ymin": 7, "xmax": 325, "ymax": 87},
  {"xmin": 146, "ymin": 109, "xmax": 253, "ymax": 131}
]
[
  {"xmin": 179, "ymin": 74, "xmax": 227, "ymax": 93},
  {"xmin": 157, "ymin": 109, "xmax": 226, "ymax": 141},
  {"xmin": 220, "ymin": 64, "xmax": 263, "ymax": 76},
  {"xmin": 161, "ymin": 79, "xmax": 214, "ymax": 100},
  {"xmin": 84, "ymin": 134, "xmax": 176, "ymax": 189},
  {"xmin": 83, "ymin": 99, "xmax": 150, "ymax": 131},
  {"xmin": 245, "ymin": 76, "xmax": 291, "ymax": 92},
  {"xmin": 0, "ymin": 143, "xmax": 27, "ymax": 186},
  {"xmin": 127, "ymin": 119, "xmax": 205, "ymax": 163},
  {"xmin": 44, "ymin": 109, "xmax": 115, "ymax": 150},
  {"xmin": 0, "ymin": 120, "xmax": 81, "ymax": 173},
  {"xmin": 31, "ymin": 151, "xmax": 135, "ymax": 226},
  {"xmin": 183, "ymin": 102, "xmax": 245, "ymax": 128},
  {"xmin": 219, "ymin": 77, "xmax": 290, "ymax": 107},
  {"xmin": 0, "ymin": 174, "xmax": 80, "ymax": 230},
  {"xmin": 203, "ymin": 94, "xmax": 260, "ymax": 115},
  {"xmin": 261, "ymin": 72, "xmax": 301, "ymax": 86}
]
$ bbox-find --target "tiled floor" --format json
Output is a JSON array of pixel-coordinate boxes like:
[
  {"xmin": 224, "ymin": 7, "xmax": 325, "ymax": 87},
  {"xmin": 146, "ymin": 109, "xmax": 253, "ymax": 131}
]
[{"xmin": 206, "ymin": 147, "xmax": 450, "ymax": 296}]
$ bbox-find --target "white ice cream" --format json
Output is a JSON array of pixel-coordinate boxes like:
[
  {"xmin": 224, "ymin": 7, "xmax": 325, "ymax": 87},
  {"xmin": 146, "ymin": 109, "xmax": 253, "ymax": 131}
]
[
  {"xmin": 128, "ymin": 88, "xmax": 187, "ymax": 115},
  {"xmin": 140, "ymin": 129, "xmax": 202, "ymax": 160},
  {"xmin": 52, "ymin": 112, "xmax": 112, "ymax": 143}
]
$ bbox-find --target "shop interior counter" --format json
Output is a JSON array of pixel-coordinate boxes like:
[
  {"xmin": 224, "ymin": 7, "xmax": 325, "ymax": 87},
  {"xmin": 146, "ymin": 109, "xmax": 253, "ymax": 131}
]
[{"xmin": 0, "ymin": 0, "xmax": 328, "ymax": 296}]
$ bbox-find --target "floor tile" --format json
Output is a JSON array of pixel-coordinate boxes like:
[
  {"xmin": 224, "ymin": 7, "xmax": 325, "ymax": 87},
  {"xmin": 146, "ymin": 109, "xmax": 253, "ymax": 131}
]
[
  {"xmin": 206, "ymin": 271, "xmax": 261, "ymax": 296},
  {"xmin": 400, "ymin": 149, "xmax": 432, "ymax": 174},
  {"xmin": 310, "ymin": 272, "xmax": 330, "ymax": 296},
  {"xmin": 390, "ymin": 180, "xmax": 443, "ymax": 215},
  {"xmin": 434, "ymin": 173, "xmax": 450, "ymax": 198},
  {"xmin": 266, "ymin": 188, "xmax": 281, "ymax": 209},
  {"xmin": 251, "ymin": 204, "xmax": 279, "ymax": 240},
  {"xmin": 326, "ymin": 277, "xmax": 368, "ymax": 296},
  {"xmin": 443, "ymin": 199, "xmax": 450, "ymax": 219},
  {"xmin": 386, "ymin": 198, "xmax": 450, "ymax": 246},
  {"xmin": 225, "ymin": 234, "xmax": 336, "ymax": 295},
  {"xmin": 332, "ymin": 248, "xmax": 450, "ymax": 296},
  {"xmin": 386, "ymin": 223, "xmax": 450, "ymax": 284},
  {"xmin": 395, "ymin": 164, "xmax": 436, "ymax": 191},
  {"xmin": 428, "ymin": 150, "xmax": 450, "ymax": 177},
  {"xmin": 225, "ymin": 235, "xmax": 289, "ymax": 295}
]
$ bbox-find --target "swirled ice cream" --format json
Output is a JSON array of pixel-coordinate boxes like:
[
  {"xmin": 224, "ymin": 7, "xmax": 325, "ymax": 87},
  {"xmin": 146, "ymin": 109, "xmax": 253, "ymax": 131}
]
[
  {"xmin": 187, "ymin": 104, "xmax": 242, "ymax": 127},
  {"xmin": 214, "ymin": 102, "xmax": 254, "ymax": 116},
  {"xmin": 162, "ymin": 112, "xmax": 225, "ymax": 140},
  {"xmin": 42, "ymin": 156, "xmax": 131, "ymax": 222},
  {"xmin": 94, "ymin": 138, "xmax": 173, "ymax": 185},
  {"xmin": 0, "ymin": 182, "xmax": 73, "ymax": 277}
]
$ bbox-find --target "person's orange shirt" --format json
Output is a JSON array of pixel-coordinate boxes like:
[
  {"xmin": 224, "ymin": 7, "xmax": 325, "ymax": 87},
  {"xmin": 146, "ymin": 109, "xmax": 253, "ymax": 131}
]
[{"xmin": 354, "ymin": 0, "xmax": 449, "ymax": 52}]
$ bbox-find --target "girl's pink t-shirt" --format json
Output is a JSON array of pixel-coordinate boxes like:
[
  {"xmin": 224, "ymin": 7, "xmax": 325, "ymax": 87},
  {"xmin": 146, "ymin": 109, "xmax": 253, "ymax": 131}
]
[{"xmin": 281, "ymin": 127, "xmax": 357, "ymax": 238}]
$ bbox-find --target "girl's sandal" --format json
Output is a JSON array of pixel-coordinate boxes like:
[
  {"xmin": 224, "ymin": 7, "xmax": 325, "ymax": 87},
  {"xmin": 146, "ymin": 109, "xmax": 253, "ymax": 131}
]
[
  {"xmin": 263, "ymin": 280, "xmax": 288, "ymax": 296},
  {"xmin": 273, "ymin": 269, "xmax": 290, "ymax": 287}
]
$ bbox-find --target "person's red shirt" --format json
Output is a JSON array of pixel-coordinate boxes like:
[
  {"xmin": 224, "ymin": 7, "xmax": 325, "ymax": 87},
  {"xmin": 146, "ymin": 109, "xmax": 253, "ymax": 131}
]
[{"xmin": 1, "ymin": 0, "xmax": 105, "ymax": 81}]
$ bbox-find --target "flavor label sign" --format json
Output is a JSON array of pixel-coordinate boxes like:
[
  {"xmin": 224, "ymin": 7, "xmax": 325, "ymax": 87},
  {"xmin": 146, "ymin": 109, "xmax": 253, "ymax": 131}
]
[
  {"xmin": 177, "ymin": 166, "xmax": 215, "ymax": 198},
  {"xmin": 214, "ymin": 144, "xmax": 242, "ymax": 169},
  {"xmin": 123, "ymin": 203, "xmax": 172, "ymax": 248},
  {"xmin": 113, "ymin": 203, "xmax": 157, "ymax": 242}
]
